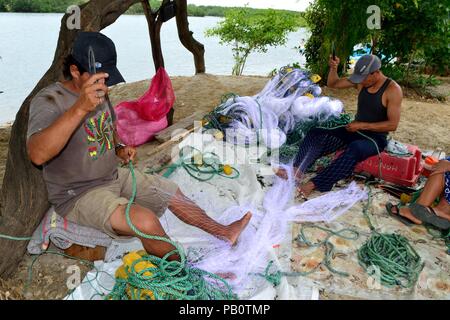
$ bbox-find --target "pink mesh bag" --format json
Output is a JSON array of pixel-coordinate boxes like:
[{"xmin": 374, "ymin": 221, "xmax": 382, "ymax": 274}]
[{"xmin": 114, "ymin": 67, "xmax": 175, "ymax": 146}]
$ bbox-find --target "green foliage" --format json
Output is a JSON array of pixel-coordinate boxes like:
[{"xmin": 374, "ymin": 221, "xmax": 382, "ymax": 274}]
[
  {"xmin": 377, "ymin": 0, "xmax": 449, "ymax": 76},
  {"xmin": 303, "ymin": 0, "xmax": 373, "ymax": 78},
  {"xmin": 382, "ymin": 63, "xmax": 441, "ymax": 89},
  {"xmin": 206, "ymin": 8, "xmax": 303, "ymax": 75},
  {"xmin": 0, "ymin": 0, "xmax": 87, "ymax": 12},
  {"xmin": 126, "ymin": 0, "xmax": 161, "ymax": 14},
  {"xmin": 304, "ymin": 0, "xmax": 450, "ymax": 84}
]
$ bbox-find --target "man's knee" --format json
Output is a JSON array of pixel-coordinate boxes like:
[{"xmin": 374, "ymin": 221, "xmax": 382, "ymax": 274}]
[
  {"xmin": 346, "ymin": 140, "xmax": 377, "ymax": 162},
  {"xmin": 110, "ymin": 204, "xmax": 159, "ymax": 234}
]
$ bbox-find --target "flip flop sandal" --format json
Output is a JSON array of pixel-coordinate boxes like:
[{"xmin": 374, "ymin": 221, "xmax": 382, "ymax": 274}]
[
  {"xmin": 409, "ymin": 203, "xmax": 450, "ymax": 231},
  {"xmin": 385, "ymin": 202, "xmax": 413, "ymax": 226}
]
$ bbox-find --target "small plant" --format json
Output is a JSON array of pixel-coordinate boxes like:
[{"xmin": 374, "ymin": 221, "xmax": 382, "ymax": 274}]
[{"xmin": 206, "ymin": 7, "xmax": 303, "ymax": 76}]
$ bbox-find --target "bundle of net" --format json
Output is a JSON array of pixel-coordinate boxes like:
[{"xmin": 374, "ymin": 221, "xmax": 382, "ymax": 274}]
[
  {"xmin": 202, "ymin": 67, "xmax": 323, "ymax": 150},
  {"xmin": 275, "ymin": 97, "xmax": 346, "ymax": 162}
]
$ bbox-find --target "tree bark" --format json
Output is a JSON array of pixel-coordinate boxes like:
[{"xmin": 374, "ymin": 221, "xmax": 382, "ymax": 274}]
[
  {"xmin": 0, "ymin": 0, "xmax": 141, "ymax": 279},
  {"xmin": 141, "ymin": 0, "xmax": 166, "ymax": 71},
  {"xmin": 175, "ymin": 0, "xmax": 205, "ymax": 74}
]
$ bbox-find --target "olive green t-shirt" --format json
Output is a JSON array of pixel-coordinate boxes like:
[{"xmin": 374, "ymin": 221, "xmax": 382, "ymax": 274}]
[{"xmin": 27, "ymin": 82, "xmax": 119, "ymax": 216}]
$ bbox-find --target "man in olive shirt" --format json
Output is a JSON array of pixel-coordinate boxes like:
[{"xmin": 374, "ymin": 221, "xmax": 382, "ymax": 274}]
[{"xmin": 27, "ymin": 32, "xmax": 251, "ymax": 259}]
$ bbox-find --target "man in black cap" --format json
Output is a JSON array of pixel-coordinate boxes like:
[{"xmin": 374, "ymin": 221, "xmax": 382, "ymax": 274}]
[
  {"xmin": 283, "ymin": 54, "xmax": 402, "ymax": 197},
  {"xmin": 27, "ymin": 32, "xmax": 251, "ymax": 260}
]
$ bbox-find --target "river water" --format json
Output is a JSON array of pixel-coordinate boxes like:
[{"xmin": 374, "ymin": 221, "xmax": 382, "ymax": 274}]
[{"xmin": 0, "ymin": 13, "xmax": 308, "ymax": 124}]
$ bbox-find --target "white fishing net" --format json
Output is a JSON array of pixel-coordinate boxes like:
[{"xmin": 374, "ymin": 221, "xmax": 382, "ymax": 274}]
[
  {"xmin": 67, "ymin": 133, "xmax": 366, "ymax": 299},
  {"xmin": 214, "ymin": 67, "xmax": 343, "ymax": 150}
]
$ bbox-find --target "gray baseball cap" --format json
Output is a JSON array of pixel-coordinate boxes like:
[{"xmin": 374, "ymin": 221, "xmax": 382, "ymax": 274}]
[{"xmin": 349, "ymin": 54, "xmax": 381, "ymax": 84}]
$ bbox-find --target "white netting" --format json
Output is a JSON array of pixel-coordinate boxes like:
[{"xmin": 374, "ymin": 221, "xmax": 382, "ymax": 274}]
[
  {"xmin": 214, "ymin": 68, "xmax": 343, "ymax": 150},
  {"xmin": 291, "ymin": 96, "xmax": 344, "ymax": 123},
  {"xmin": 67, "ymin": 134, "xmax": 366, "ymax": 299}
]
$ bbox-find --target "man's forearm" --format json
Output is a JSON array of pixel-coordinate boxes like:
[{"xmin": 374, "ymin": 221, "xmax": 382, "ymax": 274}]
[
  {"xmin": 27, "ymin": 102, "xmax": 88, "ymax": 165},
  {"xmin": 327, "ymin": 67, "xmax": 340, "ymax": 87},
  {"xmin": 358, "ymin": 121, "xmax": 398, "ymax": 133}
]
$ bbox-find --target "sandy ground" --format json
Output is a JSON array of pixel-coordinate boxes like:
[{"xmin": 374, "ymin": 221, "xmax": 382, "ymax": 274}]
[{"xmin": 0, "ymin": 74, "xmax": 448, "ymax": 300}]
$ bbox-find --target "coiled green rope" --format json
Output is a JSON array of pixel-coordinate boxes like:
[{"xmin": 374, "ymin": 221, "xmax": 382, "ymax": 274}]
[
  {"xmin": 146, "ymin": 146, "xmax": 240, "ymax": 182},
  {"xmin": 357, "ymin": 233, "xmax": 424, "ymax": 288},
  {"xmin": 107, "ymin": 162, "xmax": 237, "ymax": 300},
  {"xmin": 257, "ymin": 226, "xmax": 359, "ymax": 287},
  {"xmin": 356, "ymin": 183, "xmax": 424, "ymax": 288}
]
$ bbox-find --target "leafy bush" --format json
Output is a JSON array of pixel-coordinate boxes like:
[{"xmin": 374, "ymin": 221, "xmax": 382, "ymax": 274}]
[
  {"xmin": 206, "ymin": 8, "xmax": 303, "ymax": 75},
  {"xmin": 304, "ymin": 0, "xmax": 450, "ymax": 84}
]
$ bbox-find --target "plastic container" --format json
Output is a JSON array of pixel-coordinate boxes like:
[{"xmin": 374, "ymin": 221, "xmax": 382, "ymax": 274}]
[
  {"xmin": 422, "ymin": 156, "xmax": 439, "ymax": 177},
  {"xmin": 336, "ymin": 144, "xmax": 423, "ymax": 187}
]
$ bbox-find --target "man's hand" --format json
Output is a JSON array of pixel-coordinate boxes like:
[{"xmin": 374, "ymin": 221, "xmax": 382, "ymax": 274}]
[
  {"xmin": 430, "ymin": 160, "xmax": 450, "ymax": 177},
  {"xmin": 329, "ymin": 55, "xmax": 340, "ymax": 70},
  {"xmin": 75, "ymin": 73, "xmax": 109, "ymax": 115},
  {"xmin": 116, "ymin": 145, "xmax": 137, "ymax": 164},
  {"xmin": 346, "ymin": 121, "xmax": 365, "ymax": 132}
]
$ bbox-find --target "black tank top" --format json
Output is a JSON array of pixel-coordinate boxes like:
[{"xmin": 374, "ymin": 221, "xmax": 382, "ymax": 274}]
[{"xmin": 355, "ymin": 78, "xmax": 391, "ymax": 134}]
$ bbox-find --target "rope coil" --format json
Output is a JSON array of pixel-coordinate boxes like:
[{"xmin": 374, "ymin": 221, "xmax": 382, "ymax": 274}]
[{"xmin": 146, "ymin": 146, "xmax": 240, "ymax": 182}]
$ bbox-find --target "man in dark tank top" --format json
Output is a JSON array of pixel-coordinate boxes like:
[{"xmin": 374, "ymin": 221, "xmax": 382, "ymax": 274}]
[{"xmin": 279, "ymin": 54, "xmax": 403, "ymax": 197}]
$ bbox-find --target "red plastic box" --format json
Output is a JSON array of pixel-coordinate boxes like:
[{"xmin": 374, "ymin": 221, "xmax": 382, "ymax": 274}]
[{"xmin": 336, "ymin": 144, "xmax": 423, "ymax": 187}]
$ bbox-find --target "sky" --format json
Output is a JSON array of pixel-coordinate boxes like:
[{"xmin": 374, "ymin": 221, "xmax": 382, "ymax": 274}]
[{"xmin": 187, "ymin": 0, "xmax": 313, "ymax": 12}]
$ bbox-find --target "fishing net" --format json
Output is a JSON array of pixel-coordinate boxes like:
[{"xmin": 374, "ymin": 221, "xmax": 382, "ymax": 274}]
[{"xmin": 202, "ymin": 66, "xmax": 343, "ymax": 156}]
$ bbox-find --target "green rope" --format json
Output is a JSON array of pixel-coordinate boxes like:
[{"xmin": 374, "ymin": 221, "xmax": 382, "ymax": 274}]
[
  {"xmin": 357, "ymin": 183, "xmax": 424, "ymax": 288},
  {"xmin": 0, "ymin": 234, "xmax": 32, "ymax": 241},
  {"xmin": 107, "ymin": 161, "xmax": 237, "ymax": 300},
  {"xmin": 24, "ymin": 249, "xmax": 116, "ymax": 300},
  {"xmin": 257, "ymin": 226, "xmax": 360, "ymax": 287},
  {"xmin": 295, "ymin": 225, "xmax": 360, "ymax": 276},
  {"xmin": 357, "ymin": 233, "xmax": 424, "ymax": 288},
  {"xmin": 146, "ymin": 146, "xmax": 240, "ymax": 182}
]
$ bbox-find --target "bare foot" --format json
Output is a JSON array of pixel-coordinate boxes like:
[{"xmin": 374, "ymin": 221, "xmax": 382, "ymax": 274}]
[
  {"xmin": 223, "ymin": 211, "xmax": 252, "ymax": 246},
  {"xmin": 391, "ymin": 205, "xmax": 423, "ymax": 225},
  {"xmin": 275, "ymin": 168, "xmax": 288, "ymax": 180},
  {"xmin": 215, "ymin": 272, "xmax": 237, "ymax": 280},
  {"xmin": 275, "ymin": 167, "xmax": 303, "ymax": 182},
  {"xmin": 297, "ymin": 181, "xmax": 315, "ymax": 198}
]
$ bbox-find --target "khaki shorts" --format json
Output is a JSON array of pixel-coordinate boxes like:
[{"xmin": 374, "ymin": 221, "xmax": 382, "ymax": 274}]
[{"xmin": 65, "ymin": 167, "xmax": 179, "ymax": 239}]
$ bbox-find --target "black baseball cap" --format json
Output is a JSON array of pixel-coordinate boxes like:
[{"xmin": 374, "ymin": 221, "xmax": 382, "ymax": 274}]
[
  {"xmin": 349, "ymin": 54, "xmax": 382, "ymax": 84},
  {"xmin": 71, "ymin": 32, "xmax": 125, "ymax": 87}
]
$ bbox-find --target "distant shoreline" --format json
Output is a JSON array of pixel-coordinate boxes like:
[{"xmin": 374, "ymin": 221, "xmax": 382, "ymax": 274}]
[{"xmin": 0, "ymin": 3, "xmax": 306, "ymax": 24}]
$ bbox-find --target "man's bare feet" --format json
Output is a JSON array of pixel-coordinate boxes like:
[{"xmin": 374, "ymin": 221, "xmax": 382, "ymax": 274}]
[
  {"xmin": 275, "ymin": 168, "xmax": 288, "ymax": 179},
  {"xmin": 275, "ymin": 167, "xmax": 303, "ymax": 183},
  {"xmin": 297, "ymin": 181, "xmax": 315, "ymax": 198},
  {"xmin": 215, "ymin": 272, "xmax": 237, "ymax": 280},
  {"xmin": 223, "ymin": 211, "xmax": 252, "ymax": 246},
  {"xmin": 390, "ymin": 205, "xmax": 422, "ymax": 225}
]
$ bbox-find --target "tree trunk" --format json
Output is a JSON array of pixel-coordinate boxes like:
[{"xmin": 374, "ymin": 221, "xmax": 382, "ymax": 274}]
[
  {"xmin": 0, "ymin": 0, "xmax": 141, "ymax": 279},
  {"xmin": 142, "ymin": 0, "xmax": 165, "ymax": 71},
  {"xmin": 175, "ymin": 0, "xmax": 205, "ymax": 74}
]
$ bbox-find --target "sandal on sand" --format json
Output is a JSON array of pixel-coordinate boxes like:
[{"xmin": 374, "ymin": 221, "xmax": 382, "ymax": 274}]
[
  {"xmin": 385, "ymin": 202, "xmax": 413, "ymax": 226},
  {"xmin": 409, "ymin": 203, "xmax": 450, "ymax": 231}
]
